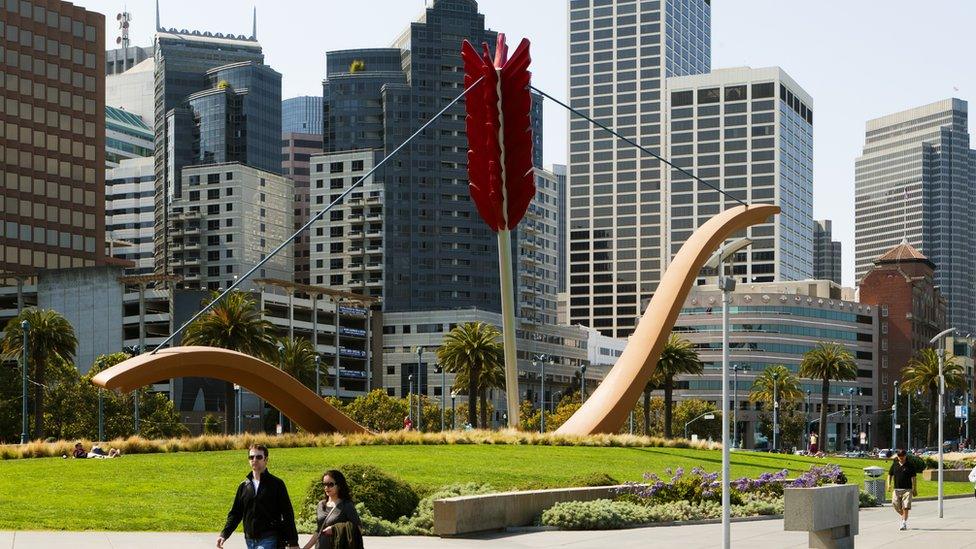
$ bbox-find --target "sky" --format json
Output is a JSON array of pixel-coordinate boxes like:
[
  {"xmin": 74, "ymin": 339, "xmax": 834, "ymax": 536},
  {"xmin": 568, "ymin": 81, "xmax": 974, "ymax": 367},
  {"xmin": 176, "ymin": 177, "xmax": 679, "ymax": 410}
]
[{"xmin": 84, "ymin": 0, "xmax": 976, "ymax": 287}]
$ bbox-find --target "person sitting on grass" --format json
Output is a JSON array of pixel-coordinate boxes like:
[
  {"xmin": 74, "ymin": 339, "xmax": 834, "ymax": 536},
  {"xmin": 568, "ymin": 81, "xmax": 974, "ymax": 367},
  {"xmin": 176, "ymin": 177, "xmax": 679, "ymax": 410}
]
[
  {"xmin": 303, "ymin": 469, "xmax": 362, "ymax": 549},
  {"xmin": 72, "ymin": 442, "xmax": 88, "ymax": 458},
  {"xmin": 88, "ymin": 444, "xmax": 121, "ymax": 458}
]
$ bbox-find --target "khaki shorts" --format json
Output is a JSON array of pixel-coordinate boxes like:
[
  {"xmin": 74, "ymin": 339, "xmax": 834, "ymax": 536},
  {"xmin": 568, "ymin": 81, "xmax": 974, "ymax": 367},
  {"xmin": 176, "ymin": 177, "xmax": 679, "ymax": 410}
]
[{"xmin": 893, "ymin": 489, "xmax": 913, "ymax": 513}]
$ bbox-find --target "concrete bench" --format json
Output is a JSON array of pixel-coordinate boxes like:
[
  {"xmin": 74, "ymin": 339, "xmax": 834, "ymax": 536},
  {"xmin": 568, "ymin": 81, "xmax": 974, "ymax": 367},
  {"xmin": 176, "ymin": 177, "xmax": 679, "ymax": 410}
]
[
  {"xmin": 433, "ymin": 485, "xmax": 629, "ymax": 536},
  {"xmin": 784, "ymin": 484, "xmax": 859, "ymax": 549},
  {"xmin": 921, "ymin": 468, "xmax": 972, "ymax": 482}
]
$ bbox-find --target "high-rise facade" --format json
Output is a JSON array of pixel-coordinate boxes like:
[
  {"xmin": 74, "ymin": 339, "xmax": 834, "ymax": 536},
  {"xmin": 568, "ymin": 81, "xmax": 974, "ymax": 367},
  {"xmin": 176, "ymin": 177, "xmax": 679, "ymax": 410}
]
[
  {"xmin": 568, "ymin": 0, "xmax": 711, "ymax": 337},
  {"xmin": 1, "ymin": 0, "xmax": 106, "ymax": 273},
  {"xmin": 854, "ymin": 98, "xmax": 976, "ymax": 334},
  {"xmin": 518, "ymin": 168, "xmax": 561, "ymax": 325},
  {"xmin": 282, "ymin": 132, "xmax": 323, "ymax": 285},
  {"xmin": 282, "ymin": 96, "xmax": 323, "ymax": 134},
  {"xmin": 814, "ymin": 219, "xmax": 842, "ymax": 285},
  {"xmin": 667, "ymin": 67, "xmax": 814, "ymax": 284},
  {"xmin": 152, "ymin": 19, "xmax": 266, "ymax": 275},
  {"xmin": 105, "ymin": 156, "xmax": 154, "ymax": 274},
  {"xmin": 553, "ymin": 163, "xmax": 567, "ymax": 293},
  {"xmin": 105, "ymin": 47, "xmax": 153, "ymax": 123},
  {"xmin": 317, "ymin": 0, "xmax": 542, "ymax": 313},
  {"xmin": 105, "ymin": 105, "xmax": 152, "ymax": 167}
]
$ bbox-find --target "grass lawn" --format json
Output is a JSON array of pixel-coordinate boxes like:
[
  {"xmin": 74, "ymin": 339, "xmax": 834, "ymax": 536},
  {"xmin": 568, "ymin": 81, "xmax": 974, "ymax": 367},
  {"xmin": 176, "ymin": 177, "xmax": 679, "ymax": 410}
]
[{"xmin": 0, "ymin": 445, "xmax": 969, "ymax": 531}]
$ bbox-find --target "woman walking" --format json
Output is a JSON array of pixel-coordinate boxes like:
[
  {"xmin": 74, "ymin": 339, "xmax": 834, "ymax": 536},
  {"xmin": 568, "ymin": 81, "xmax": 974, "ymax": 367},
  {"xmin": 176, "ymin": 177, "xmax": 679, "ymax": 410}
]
[{"xmin": 303, "ymin": 470, "xmax": 363, "ymax": 549}]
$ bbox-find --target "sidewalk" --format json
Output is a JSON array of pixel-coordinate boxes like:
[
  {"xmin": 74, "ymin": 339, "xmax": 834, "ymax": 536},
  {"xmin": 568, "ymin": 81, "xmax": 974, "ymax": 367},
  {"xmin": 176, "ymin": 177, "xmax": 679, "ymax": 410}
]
[{"xmin": 2, "ymin": 497, "xmax": 975, "ymax": 548}]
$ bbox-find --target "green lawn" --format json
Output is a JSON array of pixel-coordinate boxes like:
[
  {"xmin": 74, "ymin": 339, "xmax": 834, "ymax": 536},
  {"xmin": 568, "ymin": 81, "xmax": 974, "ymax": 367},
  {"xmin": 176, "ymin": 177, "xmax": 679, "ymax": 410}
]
[{"xmin": 0, "ymin": 445, "xmax": 968, "ymax": 531}]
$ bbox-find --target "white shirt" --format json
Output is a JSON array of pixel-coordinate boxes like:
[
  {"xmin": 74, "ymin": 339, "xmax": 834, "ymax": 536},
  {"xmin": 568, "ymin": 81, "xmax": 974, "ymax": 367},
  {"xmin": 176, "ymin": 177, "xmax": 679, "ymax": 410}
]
[{"xmin": 252, "ymin": 478, "xmax": 260, "ymax": 493}]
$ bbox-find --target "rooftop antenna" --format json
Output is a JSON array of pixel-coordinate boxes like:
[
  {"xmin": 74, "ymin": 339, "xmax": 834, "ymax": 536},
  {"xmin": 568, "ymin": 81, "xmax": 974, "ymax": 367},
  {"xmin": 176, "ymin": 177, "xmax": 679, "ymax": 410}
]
[
  {"xmin": 155, "ymin": 0, "xmax": 160, "ymax": 31},
  {"xmin": 116, "ymin": 10, "xmax": 131, "ymax": 49},
  {"xmin": 251, "ymin": 6, "xmax": 257, "ymax": 40}
]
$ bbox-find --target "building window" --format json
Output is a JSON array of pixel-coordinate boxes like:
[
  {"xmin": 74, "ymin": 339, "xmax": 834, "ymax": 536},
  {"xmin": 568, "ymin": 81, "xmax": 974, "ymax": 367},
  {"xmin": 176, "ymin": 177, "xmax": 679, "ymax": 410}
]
[
  {"xmin": 330, "ymin": 162, "xmax": 343, "ymax": 174},
  {"xmin": 351, "ymin": 160, "xmax": 364, "ymax": 172}
]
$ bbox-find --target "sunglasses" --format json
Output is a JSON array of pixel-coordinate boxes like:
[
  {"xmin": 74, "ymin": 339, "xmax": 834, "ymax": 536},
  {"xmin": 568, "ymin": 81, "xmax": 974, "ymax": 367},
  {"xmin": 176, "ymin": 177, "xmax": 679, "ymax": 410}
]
[
  {"xmin": 323, "ymin": 482, "xmax": 336, "ymax": 488},
  {"xmin": 248, "ymin": 454, "xmax": 265, "ymax": 461}
]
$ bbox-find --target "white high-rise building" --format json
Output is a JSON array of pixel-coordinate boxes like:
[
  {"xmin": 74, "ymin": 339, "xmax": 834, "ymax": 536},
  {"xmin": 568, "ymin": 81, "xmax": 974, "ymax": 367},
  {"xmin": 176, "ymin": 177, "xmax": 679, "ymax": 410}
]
[
  {"xmin": 105, "ymin": 157, "xmax": 155, "ymax": 274},
  {"xmin": 567, "ymin": 0, "xmax": 711, "ymax": 337},
  {"xmin": 666, "ymin": 67, "xmax": 814, "ymax": 284}
]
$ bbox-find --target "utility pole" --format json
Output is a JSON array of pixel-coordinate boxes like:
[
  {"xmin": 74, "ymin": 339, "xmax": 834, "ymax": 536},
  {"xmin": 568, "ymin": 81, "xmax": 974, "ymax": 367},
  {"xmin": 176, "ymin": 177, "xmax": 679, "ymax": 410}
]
[
  {"xmin": 20, "ymin": 320, "xmax": 29, "ymax": 444},
  {"xmin": 772, "ymin": 372, "xmax": 779, "ymax": 452},
  {"xmin": 893, "ymin": 380, "xmax": 899, "ymax": 450}
]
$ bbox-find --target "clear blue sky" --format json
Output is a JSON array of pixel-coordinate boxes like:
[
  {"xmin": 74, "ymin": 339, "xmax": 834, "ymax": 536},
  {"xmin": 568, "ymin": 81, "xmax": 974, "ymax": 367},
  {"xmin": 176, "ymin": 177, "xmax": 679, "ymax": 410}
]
[{"xmin": 86, "ymin": 0, "xmax": 976, "ymax": 286}]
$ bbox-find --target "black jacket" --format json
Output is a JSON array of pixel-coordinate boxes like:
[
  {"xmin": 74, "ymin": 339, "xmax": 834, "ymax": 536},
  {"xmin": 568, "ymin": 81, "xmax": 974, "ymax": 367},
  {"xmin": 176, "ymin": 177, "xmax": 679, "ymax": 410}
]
[
  {"xmin": 220, "ymin": 469, "xmax": 299, "ymax": 546},
  {"xmin": 315, "ymin": 500, "xmax": 362, "ymax": 549}
]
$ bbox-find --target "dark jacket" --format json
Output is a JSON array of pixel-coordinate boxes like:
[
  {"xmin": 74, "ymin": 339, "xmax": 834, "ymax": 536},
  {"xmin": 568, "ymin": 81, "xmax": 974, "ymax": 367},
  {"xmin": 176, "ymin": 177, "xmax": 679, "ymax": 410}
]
[
  {"xmin": 328, "ymin": 522, "xmax": 364, "ymax": 549},
  {"xmin": 315, "ymin": 500, "xmax": 361, "ymax": 549},
  {"xmin": 220, "ymin": 469, "xmax": 299, "ymax": 546}
]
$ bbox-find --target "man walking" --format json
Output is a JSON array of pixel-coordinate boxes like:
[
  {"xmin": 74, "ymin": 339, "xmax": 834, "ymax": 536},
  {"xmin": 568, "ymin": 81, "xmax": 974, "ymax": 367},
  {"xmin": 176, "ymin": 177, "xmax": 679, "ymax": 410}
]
[
  {"xmin": 888, "ymin": 449, "xmax": 917, "ymax": 531},
  {"xmin": 218, "ymin": 444, "xmax": 299, "ymax": 548}
]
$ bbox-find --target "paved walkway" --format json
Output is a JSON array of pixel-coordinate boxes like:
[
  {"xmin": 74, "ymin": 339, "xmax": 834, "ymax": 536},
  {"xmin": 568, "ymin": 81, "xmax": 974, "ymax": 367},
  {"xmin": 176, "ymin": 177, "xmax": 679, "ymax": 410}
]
[{"xmin": 3, "ymin": 497, "xmax": 976, "ymax": 548}]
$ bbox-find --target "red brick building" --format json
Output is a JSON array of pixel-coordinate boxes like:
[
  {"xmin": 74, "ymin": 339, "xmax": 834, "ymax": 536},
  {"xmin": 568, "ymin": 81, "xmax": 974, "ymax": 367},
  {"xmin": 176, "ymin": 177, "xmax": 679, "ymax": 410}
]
[
  {"xmin": 859, "ymin": 240, "xmax": 946, "ymax": 414},
  {"xmin": 1, "ymin": 0, "xmax": 106, "ymax": 273}
]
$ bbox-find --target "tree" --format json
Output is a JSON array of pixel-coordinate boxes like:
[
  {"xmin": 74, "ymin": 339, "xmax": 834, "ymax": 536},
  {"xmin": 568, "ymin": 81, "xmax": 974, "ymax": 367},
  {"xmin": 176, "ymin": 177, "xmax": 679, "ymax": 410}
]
[
  {"xmin": 1, "ymin": 308, "xmax": 78, "ymax": 439},
  {"xmin": 183, "ymin": 291, "xmax": 277, "ymax": 433},
  {"xmin": 672, "ymin": 399, "xmax": 721, "ymax": 441},
  {"xmin": 799, "ymin": 342, "xmax": 857, "ymax": 449},
  {"xmin": 642, "ymin": 369, "xmax": 663, "ymax": 436},
  {"xmin": 749, "ymin": 365, "xmax": 803, "ymax": 407},
  {"xmin": 756, "ymin": 402, "xmax": 807, "ymax": 450},
  {"xmin": 277, "ymin": 337, "xmax": 317, "ymax": 390},
  {"xmin": 901, "ymin": 348, "xmax": 966, "ymax": 446},
  {"xmin": 436, "ymin": 322, "xmax": 504, "ymax": 429},
  {"xmin": 340, "ymin": 389, "xmax": 408, "ymax": 431},
  {"xmin": 656, "ymin": 334, "xmax": 703, "ymax": 438}
]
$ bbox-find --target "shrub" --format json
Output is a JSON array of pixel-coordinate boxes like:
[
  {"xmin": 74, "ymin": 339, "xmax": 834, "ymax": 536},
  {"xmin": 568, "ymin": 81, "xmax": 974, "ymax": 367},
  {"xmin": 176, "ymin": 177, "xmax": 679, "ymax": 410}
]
[
  {"xmin": 299, "ymin": 464, "xmax": 419, "ymax": 524},
  {"xmin": 859, "ymin": 490, "xmax": 879, "ymax": 508},
  {"xmin": 570, "ymin": 472, "xmax": 620, "ymax": 487},
  {"xmin": 912, "ymin": 454, "xmax": 931, "ymax": 472},
  {"xmin": 541, "ymin": 497, "xmax": 781, "ymax": 530},
  {"xmin": 202, "ymin": 414, "xmax": 222, "ymax": 435},
  {"xmin": 617, "ymin": 466, "xmax": 723, "ymax": 505}
]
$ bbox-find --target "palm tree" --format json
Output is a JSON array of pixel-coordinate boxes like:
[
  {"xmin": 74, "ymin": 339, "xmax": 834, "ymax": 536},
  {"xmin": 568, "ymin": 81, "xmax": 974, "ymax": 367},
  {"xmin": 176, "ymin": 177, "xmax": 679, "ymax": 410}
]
[
  {"xmin": 277, "ymin": 337, "xmax": 318, "ymax": 390},
  {"xmin": 901, "ymin": 348, "xmax": 966, "ymax": 446},
  {"xmin": 436, "ymin": 322, "xmax": 504, "ymax": 429},
  {"xmin": 1, "ymin": 308, "xmax": 78, "ymax": 439},
  {"xmin": 749, "ymin": 365, "xmax": 803, "ymax": 407},
  {"xmin": 799, "ymin": 342, "xmax": 857, "ymax": 450},
  {"xmin": 183, "ymin": 291, "xmax": 277, "ymax": 433},
  {"xmin": 657, "ymin": 334, "xmax": 703, "ymax": 438}
]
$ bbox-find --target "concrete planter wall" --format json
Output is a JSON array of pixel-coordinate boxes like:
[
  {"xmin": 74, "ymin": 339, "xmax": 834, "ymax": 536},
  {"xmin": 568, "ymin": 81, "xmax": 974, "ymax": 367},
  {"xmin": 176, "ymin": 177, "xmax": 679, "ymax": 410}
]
[
  {"xmin": 433, "ymin": 485, "xmax": 628, "ymax": 536},
  {"xmin": 783, "ymin": 484, "xmax": 858, "ymax": 549},
  {"xmin": 921, "ymin": 468, "xmax": 970, "ymax": 482}
]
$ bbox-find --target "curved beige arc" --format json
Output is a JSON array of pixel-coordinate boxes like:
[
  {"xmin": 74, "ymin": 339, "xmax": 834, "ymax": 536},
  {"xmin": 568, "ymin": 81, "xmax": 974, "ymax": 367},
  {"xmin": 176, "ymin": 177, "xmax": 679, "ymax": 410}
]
[
  {"xmin": 91, "ymin": 346, "xmax": 369, "ymax": 434},
  {"xmin": 556, "ymin": 204, "xmax": 780, "ymax": 435}
]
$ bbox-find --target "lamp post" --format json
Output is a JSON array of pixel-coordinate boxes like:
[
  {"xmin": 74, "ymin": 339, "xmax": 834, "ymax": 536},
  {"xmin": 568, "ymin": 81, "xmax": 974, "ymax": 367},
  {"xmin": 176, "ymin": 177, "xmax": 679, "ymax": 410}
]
[
  {"xmin": 451, "ymin": 391, "xmax": 458, "ymax": 430},
  {"xmin": 277, "ymin": 342, "xmax": 285, "ymax": 433},
  {"xmin": 315, "ymin": 354, "xmax": 321, "ymax": 397},
  {"xmin": 732, "ymin": 365, "xmax": 747, "ymax": 448},
  {"xmin": 535, "ymin": 354, "xmax": 548, "ymax": 433},
  {"xmin": 416, "ymin": 346, "xmax": 425, "ymax": 432},
  {"xmin": 439, "ymin": 362, "xmax": 446, "ymax": 432},
  {"xmin": 848, "ymin": 388, "xmax": 855, "ymax": 451},
  {"xmin": 772, "ymin": 371, "xmax": 779, "ymax": 452},
  {"xmin": 408, "ymin": 373, "xmax": 414, "ymax": 425},
  {"xmin": 20, "ymin": 319, "xmax": 29, "ymax": 444},
  {"xmin": 931, "ymin": 326, "xmax": 957, "ymax": 519},
  {"xmin": 805, "ymin": 389, "xmax": 811, "ymax": 452},
  {"xmin": 684, "ymin": 411, "xmax": 716, "ymax": 440},
  {"xmin": 98, "ymin": 387, "xmax": 104, "ymax": 442},
  {"xmin": 907, "ymin": 388, "xmax": 912, "ymax": 452},
  {"xmin": 580, "ymin": 364, "xmax": 587, "ymax": 401},
  {"xmin": 892, "ymin": 380, "xmax": 899, "ymax": 451},
  {"xmin": 703, "ymin": 236, "xmax": 751, "ymax": 549}
]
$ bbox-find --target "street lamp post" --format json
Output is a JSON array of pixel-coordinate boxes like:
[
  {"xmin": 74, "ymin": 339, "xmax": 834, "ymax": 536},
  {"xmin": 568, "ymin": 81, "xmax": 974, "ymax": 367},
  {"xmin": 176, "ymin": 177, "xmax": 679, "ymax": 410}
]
[
  {"xmin": 732, "ymin": 365, "xmax": 746, "ymax": 448},
  {"xmin": 848, "ymin": 388, "xmax": 855, "ymax": 452},
  {"xmin": 535, "ymin": 354, "xmax": 548, "ymax": 433},
  {"xmin": 805, "ymin": 389, "xmax": 812, "ymax": 452},
  {"xmin": 907, "ymin": 388, "xmax": 912, "ymax": 452},
  {"xmin": 451, "ymin": 391, "xmax": 458, "ymax": 430},
  {"xmin": 315, "ymin": 354, "xmax": 321, "ymax": 397},
  {"xmin": 408, "ymin": 374, "xmax": 414, "ymax": 425},
  {"xmin": 440, "ymin": 362, "xmax": 446, "ymax": 432},
  {"xmin": 772, "ymin": 372, "xmax": 779, "ymax": 452},
  {"xmin": 277, "ymin": 342, "xmax": 285, "ymax": 433},
  {"xmin": 580, "ymin": 364, "xmax": 587, "ymax": 401},
  {"xmin": 703, "ymin": 236, "xmax": 751, "ymax": 549},
  {"xmin": 416, "ymin": 346, "xmax": 424, "ymax": 432},
  {"xmin": 893, "ymin": 380, "xmax": 899, "ymax": 450},
  {"xmin": 684, "ymin": 411, "xmax": 716, "ymax": 440},
  {"xmin": 20, "ymin": 319, "xmax": 29, "ymax": 444},
  {"xmin": 931, "ymin": 327, "xmax": 957, "ymax": 519}
]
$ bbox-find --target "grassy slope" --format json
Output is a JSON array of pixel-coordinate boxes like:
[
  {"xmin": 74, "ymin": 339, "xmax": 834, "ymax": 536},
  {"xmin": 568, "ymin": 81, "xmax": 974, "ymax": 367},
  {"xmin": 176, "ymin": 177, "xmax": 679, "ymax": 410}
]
[{"xmin": 0, "ymin": 445, "xmax": 967, "ymax": 531}]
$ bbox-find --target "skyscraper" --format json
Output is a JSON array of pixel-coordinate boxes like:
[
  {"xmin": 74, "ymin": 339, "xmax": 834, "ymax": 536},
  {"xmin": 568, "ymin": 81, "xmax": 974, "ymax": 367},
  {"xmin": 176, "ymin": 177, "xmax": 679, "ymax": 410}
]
[
  {"xmin": 567, "ymin": 0, "xmax": 711, "ymax": 337},
  {"xmin": 1, "ymin": 0, "xmax": 106, "ymax": 273},
  {"xmin": 315, "ymin": 0, "xmax": 542, "ymax": 313},
  {"xmin": 152, "ymin": 11, "xmax": 266, "ymax": 274},
  {"xmin": 854, "ymin": 98, "xmax": 976, "ymax": 334},
  {"xmin": 282, "ymin": 96, "xmax": 323, "ymax": 134},
  {"xmin": 282, "ymin": 132, "xmax": 322, "ymax": 285},
  {"xmin": 666, "ymin": 67, "xmax": 814, "ymax": 284},
  {"xmin": 814, "ymin": 219, "xmax": 842, "ymax": 285}
]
